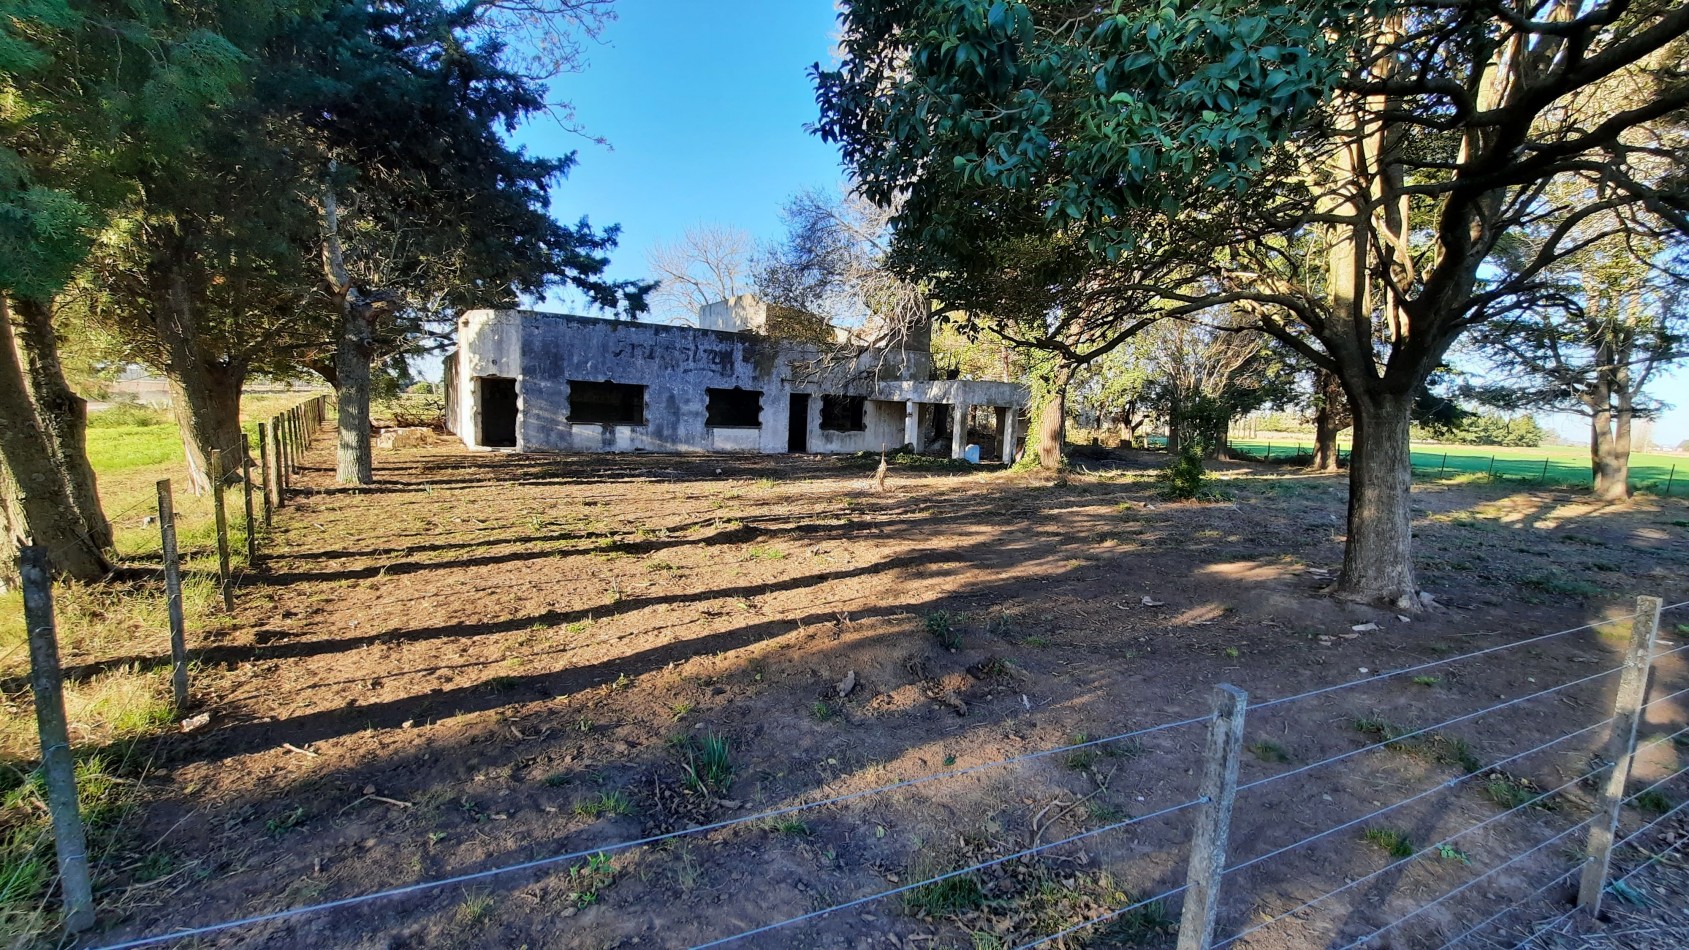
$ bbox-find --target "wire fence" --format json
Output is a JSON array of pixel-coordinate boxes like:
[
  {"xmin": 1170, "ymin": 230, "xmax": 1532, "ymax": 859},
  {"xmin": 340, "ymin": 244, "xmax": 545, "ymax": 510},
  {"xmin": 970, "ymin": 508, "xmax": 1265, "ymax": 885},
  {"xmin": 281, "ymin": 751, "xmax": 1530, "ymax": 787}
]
[
  {"xmin": 76, "ymin": 596, "xmax": 1689, "ymax": 950},
  {"xmin": 1132, "ymin": 435, "xmax": 1686, "ymax": 497}
]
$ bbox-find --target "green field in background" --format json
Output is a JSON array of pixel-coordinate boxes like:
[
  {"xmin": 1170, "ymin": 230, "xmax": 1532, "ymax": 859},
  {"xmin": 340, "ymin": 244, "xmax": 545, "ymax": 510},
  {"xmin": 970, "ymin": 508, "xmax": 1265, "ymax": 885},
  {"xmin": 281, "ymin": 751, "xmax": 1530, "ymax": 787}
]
[{"xmin": 1224, "ymin": 438, "xmax": 1686, "ymax": 495}]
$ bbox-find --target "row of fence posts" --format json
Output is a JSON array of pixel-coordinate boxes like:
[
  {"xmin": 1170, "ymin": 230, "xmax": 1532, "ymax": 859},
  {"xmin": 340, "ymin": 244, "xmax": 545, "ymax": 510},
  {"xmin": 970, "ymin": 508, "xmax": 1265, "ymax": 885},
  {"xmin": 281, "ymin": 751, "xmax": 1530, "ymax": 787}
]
[
  {"xmin": 1170, "ymin": 595, "xmax": 1665, "ymax": 948},
  {"xmin": 18, "ymin": 393, "xmax": 328, "ymax": 933},
  {"xmin": 1257, "ymin": 442, "xmax": 1680, "ymax": 495}
]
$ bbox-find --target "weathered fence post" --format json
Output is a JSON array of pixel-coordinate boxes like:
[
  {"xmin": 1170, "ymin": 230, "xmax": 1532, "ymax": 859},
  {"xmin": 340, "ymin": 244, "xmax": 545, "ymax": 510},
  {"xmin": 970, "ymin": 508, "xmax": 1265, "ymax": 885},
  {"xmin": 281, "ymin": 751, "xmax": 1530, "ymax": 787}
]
[
  {"xmin": 257, "ymin": 422, "xmax": 274, "ymax": 527},
  {"xmin": 1176, "ymin": 684, "xmax": 1249, "ymax": 950},
  {"xmin": 241, "ymin": 433, "xmax": 257, "ymax": 565},
  {"xmin": 278, "ymin": 414, "xmax": 290, "ymax": 496},
  {"xmin": 156, "ymin": 480, "xmax": 188, "ymax": 710},
  {"xmin": 1578, "ymin": 595, "xmax": 1663, "ymax": 917},
  {"xmin": 210, "ymin": 449, "xmax": 232, "ymax": 610},
  {"xmin": 18, "ymin": 546, "xmax": 96, "ymax": 932}
]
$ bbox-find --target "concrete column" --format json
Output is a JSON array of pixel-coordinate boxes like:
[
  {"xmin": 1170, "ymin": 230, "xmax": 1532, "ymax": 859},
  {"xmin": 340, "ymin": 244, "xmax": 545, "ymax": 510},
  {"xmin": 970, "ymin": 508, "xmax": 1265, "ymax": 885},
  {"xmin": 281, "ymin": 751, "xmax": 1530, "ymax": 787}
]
[
  {"xmin": 904, "ymin": 400, "xmax": 919, "ymax": 452},
  {"xmin": 996, "ymin": 407, "xmax": 1015, "ymax": 464},
  {"xmin": 951, "ymin": 403, "xmax": 971, "ymax": 460}
]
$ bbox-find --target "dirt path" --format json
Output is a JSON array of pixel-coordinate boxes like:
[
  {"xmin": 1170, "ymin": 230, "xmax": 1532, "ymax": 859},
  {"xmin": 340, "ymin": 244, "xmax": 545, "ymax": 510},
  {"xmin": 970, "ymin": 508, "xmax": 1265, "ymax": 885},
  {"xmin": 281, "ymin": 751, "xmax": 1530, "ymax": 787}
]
[{"xmin": 91, "ymin": 432, "xmax": 1689, "ymax": 949}]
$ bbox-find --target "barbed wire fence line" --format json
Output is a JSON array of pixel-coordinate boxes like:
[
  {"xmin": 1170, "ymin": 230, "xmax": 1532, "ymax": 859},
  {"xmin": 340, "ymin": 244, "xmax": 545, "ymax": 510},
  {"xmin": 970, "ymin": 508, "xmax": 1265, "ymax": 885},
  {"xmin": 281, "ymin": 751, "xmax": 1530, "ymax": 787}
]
[
  {"xmin": 55, "ymin": 596, "xmax": 1683, "ymax": 950},
  {"xmin": 9, "ymin": 396, "xmax": 331, "ymax": 938}
]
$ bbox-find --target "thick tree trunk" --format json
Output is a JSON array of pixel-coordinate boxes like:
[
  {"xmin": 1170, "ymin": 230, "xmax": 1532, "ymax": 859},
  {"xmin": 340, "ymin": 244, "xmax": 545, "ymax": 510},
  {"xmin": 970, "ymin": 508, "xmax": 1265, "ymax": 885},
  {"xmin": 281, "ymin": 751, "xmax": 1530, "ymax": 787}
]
[
  {"xmin": 1590, "ymin": 407, "xmax": 1631, "ymax": 501},
  {"xmin": 153, "ymin": 273, "xmax": 246, "ymax": 494},
  {"xmin": 1335, "ymin": 390, "xmax": 1419, "ymax": 608},
  {"xmin": 0, "ymin": 301, "xmax": 110, "ymax": 580},
  {"xmin": 321, "ymin": 176, "xmax": 374, "ymax": 485},
  {"xmin": 163, "ymin": 360, "xmax": 245, "ymax": 496},
  {"xmin": 1312, "ymin": 407, "xmax": 1341, "ymax": 471},
  {"xmin": 1032, "ymin": 382, "xmax": 1068, "ymax": 470},
  {"xmin": 335, "ymin": 302, "xmax": 374, "ymax": 484},
  {"xmin": 11, "ymin": 297, "xmax": 111, "ymax": 549},
  {"xmin": 1206, "ymin": 415, "xmax": 1235, "ymax": 460}
]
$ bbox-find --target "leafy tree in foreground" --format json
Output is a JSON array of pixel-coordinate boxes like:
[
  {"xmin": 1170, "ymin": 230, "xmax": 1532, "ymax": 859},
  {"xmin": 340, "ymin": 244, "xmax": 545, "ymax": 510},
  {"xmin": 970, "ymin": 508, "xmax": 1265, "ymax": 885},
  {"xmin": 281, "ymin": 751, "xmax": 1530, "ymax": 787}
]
[{"xmin": 816, "ymin": 0, "xmax": 1689, "ymax": 607}]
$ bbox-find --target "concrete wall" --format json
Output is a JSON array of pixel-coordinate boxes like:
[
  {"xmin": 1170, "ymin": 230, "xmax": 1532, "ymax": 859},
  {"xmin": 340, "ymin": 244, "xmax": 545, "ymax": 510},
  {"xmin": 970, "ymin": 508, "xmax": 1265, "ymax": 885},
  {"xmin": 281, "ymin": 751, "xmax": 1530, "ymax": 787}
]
[{"xmin": 451, "ymin": 310, "xmax": 929, "ymax": 455}]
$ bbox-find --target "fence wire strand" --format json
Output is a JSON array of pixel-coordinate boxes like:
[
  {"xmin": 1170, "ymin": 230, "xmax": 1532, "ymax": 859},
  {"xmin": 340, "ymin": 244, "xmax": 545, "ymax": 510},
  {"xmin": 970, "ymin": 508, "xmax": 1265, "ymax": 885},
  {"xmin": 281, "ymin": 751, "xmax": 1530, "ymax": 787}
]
[
  {"xmin": 1330, "ymin": 820, "xmax": 1594, "ymax": 950},
  {"xmin": 71, "ymin": 593, "xmax": 1689, "ymax": 949},
  {"xmin": 1240, "ymin": 661, "xmax": 1628, "ymax": 793},
  {"xmin": 687, "ymin": 797, "xmax": 1204, "ymax": 949},
  {"xmin": 1214, "ymin": 757, "xmax": 1613, "ymax": 949},
  {"xmin": 1226, "ymin": 708, "xmax": 1622, "ymax": 878}
]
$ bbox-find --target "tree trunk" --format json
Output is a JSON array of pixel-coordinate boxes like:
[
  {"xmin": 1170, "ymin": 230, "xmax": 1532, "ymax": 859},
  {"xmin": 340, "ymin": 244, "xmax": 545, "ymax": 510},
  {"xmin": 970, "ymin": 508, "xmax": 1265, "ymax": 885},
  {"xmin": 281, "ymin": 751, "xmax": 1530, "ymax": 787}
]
[
  {"xmin": 1335, "ymin": 389, "xmax": 1419, "ymax": 609},
  {"xmin": 1032, "ymin": 388, "xmax": 1066, "ymax": 470},
  {"xmin": 335, "ymin": 302, "xmax": 374, "ymax": 484},
  {"xmin": 153, "ymin": 272, "xmax": 246, "ymax": 494},
  {"xmin": 10, "ymin": 297, "xmax": 111, "ymax": 549},
  {"xmin": 1, "ymin": 464, "xmax": 20, "ymax": 591},
  {"xmin": 1030, "ymin": 368, "xmax": 1071, "ymax": 470},
  {"xmin": 1312, "ymin": 405, "xmax": 1341, "ymax": 471},
  {"xmin": 1206, "ymin": 414, "xmax": 1235, "ymax": 460},
  {"xmin": 0, "ymin": 300, "xmax": 110, "ymax": 580},
  {"xmin": 163, "ymin": 359, "xmax": 245, "ymax": 496},
  {"xmin": 1590, "ymin": 406, "xmax": 1631, "ymax": 501},
  {"xmin": 321, "ymin": 175, "xmax": 374, "ymax": 485}
]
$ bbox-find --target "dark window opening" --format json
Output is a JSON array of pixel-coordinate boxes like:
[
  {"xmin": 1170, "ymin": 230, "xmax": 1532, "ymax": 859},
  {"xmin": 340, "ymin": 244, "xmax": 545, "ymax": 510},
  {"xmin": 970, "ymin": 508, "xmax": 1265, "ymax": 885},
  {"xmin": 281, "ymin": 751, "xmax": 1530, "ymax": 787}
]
[
  {"xmin": 820, "ymin": 395, "xmax": 866, "ymax": 432},
  {"xmin": 478, "ymin": 377, "xmax": 518, "ymax": 447},
  {"xmin": 706, "ymin": 387, "xmax": 762, "ymax": 427},
  {"xmin": 568, "ymin": 380, "xmax": 645, "ymax": 425}
]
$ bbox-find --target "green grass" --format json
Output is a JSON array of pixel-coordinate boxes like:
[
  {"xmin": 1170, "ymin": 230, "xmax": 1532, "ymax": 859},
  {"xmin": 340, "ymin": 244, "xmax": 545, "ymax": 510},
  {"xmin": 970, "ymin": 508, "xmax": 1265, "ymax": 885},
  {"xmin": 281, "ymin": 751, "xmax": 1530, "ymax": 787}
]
[
  {"xmin": 573, "ymin": 790, "xmax": 633, "ymax": 818},
  {"xmin": 902, "ymin": 862, "xmax": 986, "ymax": 916},
  {"xmin": 679, "ymin": 733, "xmax": 734, "ymax": 796},
  {"xmin": 1227, "ymin": 438, "xmax": 1686, "ymax": 495},
  {"xmin": 1479, "ymin": 773, "xmax": 1555, "ymax": 811},
  {"xmin": 1363, "ymin": 827, "xmax": 1418, "ymax": 858},
  {"xmin": 924, "ymin": 610, "xmax": 963, "ymax": 649}
]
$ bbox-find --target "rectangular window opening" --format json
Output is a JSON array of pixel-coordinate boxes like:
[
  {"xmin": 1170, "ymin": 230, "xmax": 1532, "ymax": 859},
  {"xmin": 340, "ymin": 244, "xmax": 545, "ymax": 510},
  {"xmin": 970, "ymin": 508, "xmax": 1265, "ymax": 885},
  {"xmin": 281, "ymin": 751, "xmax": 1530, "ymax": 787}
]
[
  {"xmin": 568, "ymin": 380, "xmax": 645, "ymax": 425},
  {"xmin": 820, "ymin": 395, "xmax": 866, "ymax": 432},
  {"xmin": 706, "ymin": 387, "xmax": 763, "ymax": 428}
]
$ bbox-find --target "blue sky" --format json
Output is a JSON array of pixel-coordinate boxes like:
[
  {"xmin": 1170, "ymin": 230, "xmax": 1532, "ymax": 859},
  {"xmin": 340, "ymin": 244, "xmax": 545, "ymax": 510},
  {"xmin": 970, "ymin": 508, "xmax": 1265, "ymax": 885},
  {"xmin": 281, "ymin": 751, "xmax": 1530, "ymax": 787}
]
[
  {"xmin": 516, "ymin": 1, "xmax": 846, "ymax": 310},
  {"xmin": 487, "ymin": 1, "xmax": 1688, "ymax": 448}
]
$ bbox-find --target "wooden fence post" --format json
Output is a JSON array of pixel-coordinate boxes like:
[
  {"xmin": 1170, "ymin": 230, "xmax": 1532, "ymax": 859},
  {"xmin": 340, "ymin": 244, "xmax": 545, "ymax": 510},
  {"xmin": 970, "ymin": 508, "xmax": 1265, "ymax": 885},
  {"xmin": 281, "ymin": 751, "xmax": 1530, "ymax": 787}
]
[
  {"xmin": 1176, "ymin": 684, "xmax": 1249, "ymax": 950},
  {"xmin": 281, "ymin": 413, "xmax": 292, "ymax": 486},
  {"xmin": 241, "ymin": 433, "xmax": 257, "ymax": 565},
  {"xmin": 1578, "ymin": 595, "xmax": 1663, "ymax": 916},
  {"xmin": 156, "ymin": 480, "xmax": 189, "ymax": 710},
  {"xmin": 18, "ymin": 546, "xmax": 96, "ymax": 932},
  {"xmin": 257, "ymin": 422, "xmax": 273, "ymax": 527},
  {"xmin": 210, "ymin": 449, "xmax": 232, "ymax": 610}
]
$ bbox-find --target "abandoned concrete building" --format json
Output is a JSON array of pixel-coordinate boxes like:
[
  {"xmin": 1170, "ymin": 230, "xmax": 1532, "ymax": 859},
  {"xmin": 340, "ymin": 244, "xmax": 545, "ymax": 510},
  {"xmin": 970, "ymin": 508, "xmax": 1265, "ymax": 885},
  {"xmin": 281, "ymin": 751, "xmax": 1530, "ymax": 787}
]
[{"xmin": 443, "ymin": 301, "xmax": 1030, "ymax": 461}]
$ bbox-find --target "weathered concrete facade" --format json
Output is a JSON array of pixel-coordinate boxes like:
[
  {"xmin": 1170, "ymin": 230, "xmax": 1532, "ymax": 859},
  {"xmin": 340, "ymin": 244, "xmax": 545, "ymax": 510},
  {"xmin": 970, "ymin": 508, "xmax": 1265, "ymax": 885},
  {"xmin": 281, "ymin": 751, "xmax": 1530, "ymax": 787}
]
[{"xmin": 445, "ymin": 309, "xmax": 1029, "ymax": 460}]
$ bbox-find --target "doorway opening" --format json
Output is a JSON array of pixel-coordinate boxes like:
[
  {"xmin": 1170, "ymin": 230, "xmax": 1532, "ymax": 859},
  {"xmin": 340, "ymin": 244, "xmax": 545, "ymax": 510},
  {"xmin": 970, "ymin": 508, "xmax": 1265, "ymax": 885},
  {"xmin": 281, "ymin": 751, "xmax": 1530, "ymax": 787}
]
[
  {"xmin": 787, "ymin": 394, "xmax": 810, "ymax": 452},
  {"xmin": 477, "ymin": 377, "xmax": 518, "ymax": 448}
]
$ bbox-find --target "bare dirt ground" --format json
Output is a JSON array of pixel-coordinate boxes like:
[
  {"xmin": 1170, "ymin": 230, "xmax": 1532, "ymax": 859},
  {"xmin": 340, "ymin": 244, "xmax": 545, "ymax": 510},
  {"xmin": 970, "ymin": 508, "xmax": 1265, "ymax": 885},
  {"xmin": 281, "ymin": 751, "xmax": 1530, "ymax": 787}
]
[{"xmin": 79, "ymin": 433, "xmax": 1689, "ymax": 949}]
